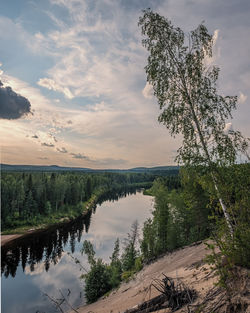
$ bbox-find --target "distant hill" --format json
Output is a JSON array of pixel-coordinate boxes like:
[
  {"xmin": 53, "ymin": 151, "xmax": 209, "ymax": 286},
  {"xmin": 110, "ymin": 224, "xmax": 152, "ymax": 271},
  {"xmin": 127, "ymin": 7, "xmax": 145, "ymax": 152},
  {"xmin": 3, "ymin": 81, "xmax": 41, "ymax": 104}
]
[{"xmin": 1, "ymin": 164, "xmax": 179, "ymax": 174}]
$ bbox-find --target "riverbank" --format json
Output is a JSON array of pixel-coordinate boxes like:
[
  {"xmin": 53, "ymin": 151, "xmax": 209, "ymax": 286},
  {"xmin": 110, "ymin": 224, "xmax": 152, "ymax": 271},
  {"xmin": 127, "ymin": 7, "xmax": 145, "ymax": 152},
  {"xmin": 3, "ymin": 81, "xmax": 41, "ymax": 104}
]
[
  {"xmin": 1, "ymin": 193, "xmax": 99, "ymax": 247},
  {"xmin": 72, "ymin": 241, "xmax": 250, "ymax": 313},
  {"xmin": 1, "ymin": 234, "xmax": 25, "ymax": 246},
  {"xmin": 1, "ymin": 184, "xmax": 151, "ymax": 247}
]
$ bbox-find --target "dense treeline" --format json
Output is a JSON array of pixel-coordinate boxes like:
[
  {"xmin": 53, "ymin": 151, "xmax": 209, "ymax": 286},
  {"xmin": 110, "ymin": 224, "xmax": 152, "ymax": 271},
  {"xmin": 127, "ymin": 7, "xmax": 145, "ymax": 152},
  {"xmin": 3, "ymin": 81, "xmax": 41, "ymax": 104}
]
[
  {"xmin": 1, "ymin": 171, "xmax": 159, "ymax": 230},
  {"xmin": 141, "ymin": 164, "xmax": 250, "ymax": 264},
  {"xmin": 1, "ymin": 186, "xmax": 146, "ymax": 278},
  {"xmin": 141, "ymin": 169, "xmax": 210, "ymax": 260},
  {"xmin": 1, "ymin": 171, "xmax": 180, "ymax": 231},
  {"xmin": 82, "ymin": 164, "xmax": 250, "ymax": 303},
  {"xmin": 81, "ymin": 169, "xmax": 202, "ymax": 303}
]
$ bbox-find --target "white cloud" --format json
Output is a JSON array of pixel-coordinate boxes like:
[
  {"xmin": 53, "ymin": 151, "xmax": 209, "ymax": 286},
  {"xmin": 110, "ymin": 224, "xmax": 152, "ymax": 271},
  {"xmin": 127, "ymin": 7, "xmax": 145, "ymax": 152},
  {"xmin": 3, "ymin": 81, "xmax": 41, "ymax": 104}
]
[
  {"xmin": 224, "ymin": 122, "xmax": 233, "ymax": 134},
  {"xmin": 142, "ymin": 82, "xmax": 154, "ymax": 99},
  {"xmin": 32, "ymin": 0, "xmax": 145, "ymax": 102},
  {"xmin": 38, "ymin": 78, "xmax": 74, "ymax": 99},
  {"xmin": 1, "ymin": 0, "xmax": 249, "ymax": 168},
  {"xmin": 213, "ymin": 29, "xmax": 219, "ymax": 46},
  {"xmin": 238, "ymin": 92, "xmax": 247, "ymax": 104},
  {"xmin": 203, "ymin": 29, "xmax": 220, "ymax": 67}
]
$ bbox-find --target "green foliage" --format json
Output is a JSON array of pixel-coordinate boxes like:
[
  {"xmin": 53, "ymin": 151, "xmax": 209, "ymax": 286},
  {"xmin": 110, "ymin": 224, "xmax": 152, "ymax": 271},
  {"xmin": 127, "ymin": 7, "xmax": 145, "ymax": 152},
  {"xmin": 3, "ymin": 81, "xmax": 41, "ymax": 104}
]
[
  {"xmin": 81, "ymin": 240, "xmax": 111, "ymax": 303},
  {"xmin": 121, "ymin": 270, "xmax": 135, "ymax": 282},
  {"xmin": 205, "ymin": 241, "xmax": 234, "ymax": 289},
  {"xmin": 139, "ymin": 10, "xmax": 249, "ymax": 290},
  {"xmin": 82, "ymin": 232, "xmax": 140, "ymax": 304},
  {"xmin": 107, "ymin": 265, "xmax": 121, "ymax": 289},
  {"xmin": 1, "ymin": 171, "xmax": 156, "ymax": 231},
  {"xmin": 108, "ymin": 238, "xmax": 122, "ymax": 288},
  {"xmin": 141, "ymin": 218, "xmax": 156, "ymax": 260},
  {"xmin": 82, "ymin": 240, "xmax": 96, "ymax": 266},
  {"xmin": 141, "ymin": 179, "xmax": 170, "ymax": 261},
  {"xmin": 139, "ymin": 9, "xmax": 249, "ymax": 236},
  {"xmin": 45, "ymin": 201, "xmax": 52, "ymax": 215},
  {"xmin": 139, "ymin": 9, "xmax": 248, "ymax": 168},
  {"xmin": 205, "ymin": 164, "xmax": 250, "ymax": 270},
  {"xmin": 121, "ymin": 221, "xmax": 139, "ymax": 271},
  {"xmin": 134, "ymin": 256, "xmax": 143, "ymax": 272},
  {"xmin": 83, "ymin": 258, "xmax": 111, "ymax": 304},
  {"xmin": 141, "ymin": 171, "xmax": 212, "ymax": 262}
]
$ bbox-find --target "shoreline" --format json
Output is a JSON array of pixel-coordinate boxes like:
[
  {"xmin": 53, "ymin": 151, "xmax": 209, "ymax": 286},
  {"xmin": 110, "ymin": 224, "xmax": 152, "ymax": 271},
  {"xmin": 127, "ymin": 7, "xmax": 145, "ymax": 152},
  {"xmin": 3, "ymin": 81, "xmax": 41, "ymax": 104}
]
[
  {"xmin": 1, "ymin": 198, "xmax": 97, "ymax": 247},
  {"xmin": 1, "ymin": 234, "xmax": 26, "ymax": 246},
  {"xmin": 1, "ymin": 185, "xmax": 149, "ymax": 248}
]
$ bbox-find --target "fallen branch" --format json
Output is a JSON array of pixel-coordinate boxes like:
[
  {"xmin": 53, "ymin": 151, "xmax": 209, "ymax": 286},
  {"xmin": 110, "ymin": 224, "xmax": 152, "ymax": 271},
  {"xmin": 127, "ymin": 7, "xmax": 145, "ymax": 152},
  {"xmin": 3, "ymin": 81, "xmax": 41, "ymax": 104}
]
[{"xmin": 124, "ymin": 275, "xmax": 197, "ymax": 313}]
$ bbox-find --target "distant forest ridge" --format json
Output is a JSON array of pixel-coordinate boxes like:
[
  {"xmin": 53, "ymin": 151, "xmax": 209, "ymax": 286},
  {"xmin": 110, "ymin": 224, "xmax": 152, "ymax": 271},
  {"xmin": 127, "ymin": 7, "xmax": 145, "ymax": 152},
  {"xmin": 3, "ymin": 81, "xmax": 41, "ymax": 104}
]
[{"xmin": 1, "ymin": 164, "xmax": 179, "ymax": 174}]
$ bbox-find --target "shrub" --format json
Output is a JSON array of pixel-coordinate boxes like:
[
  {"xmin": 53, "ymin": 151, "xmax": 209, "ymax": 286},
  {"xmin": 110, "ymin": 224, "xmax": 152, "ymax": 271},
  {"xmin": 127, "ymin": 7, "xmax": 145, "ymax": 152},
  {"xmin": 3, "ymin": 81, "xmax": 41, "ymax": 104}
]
[
  {"xmin": 121, "ymin": 270, "xmax": 135, "ymax": 282},
  {"xmin": 84, "ymin": 259, "xmax": 111, "ymax": 303}
]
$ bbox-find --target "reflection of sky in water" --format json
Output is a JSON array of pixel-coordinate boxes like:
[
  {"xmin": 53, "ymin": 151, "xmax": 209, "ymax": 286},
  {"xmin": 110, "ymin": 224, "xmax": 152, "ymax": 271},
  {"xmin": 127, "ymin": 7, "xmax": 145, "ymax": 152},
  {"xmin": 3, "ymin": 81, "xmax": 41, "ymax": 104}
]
[{"xmin": 1, "ymin": 192, "xmax": 153, "ymax": 313}]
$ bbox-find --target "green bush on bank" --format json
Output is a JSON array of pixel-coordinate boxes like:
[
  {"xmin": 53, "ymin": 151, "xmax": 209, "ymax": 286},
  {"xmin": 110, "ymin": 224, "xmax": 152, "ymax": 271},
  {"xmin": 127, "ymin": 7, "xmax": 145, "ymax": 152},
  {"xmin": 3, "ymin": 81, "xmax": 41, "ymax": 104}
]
[{"xmin": 82, "ymin": 221, "xmax": 142, "ymax": 303}]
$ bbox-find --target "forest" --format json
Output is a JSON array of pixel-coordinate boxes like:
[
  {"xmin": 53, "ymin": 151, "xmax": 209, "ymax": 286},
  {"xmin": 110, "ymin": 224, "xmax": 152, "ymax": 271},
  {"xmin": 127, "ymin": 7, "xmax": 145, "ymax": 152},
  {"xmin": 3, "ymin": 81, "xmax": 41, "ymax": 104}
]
[
  {"xmin": 1, "ymin": 170, "xmax": 179, "ymax": 231},
  {"xmin": 1, "ymin": 163, "xmax": 249, "ymax": 304},
  {"xmin": 81, "ymin": 163, "xmax": 250, "ymax": 303}
]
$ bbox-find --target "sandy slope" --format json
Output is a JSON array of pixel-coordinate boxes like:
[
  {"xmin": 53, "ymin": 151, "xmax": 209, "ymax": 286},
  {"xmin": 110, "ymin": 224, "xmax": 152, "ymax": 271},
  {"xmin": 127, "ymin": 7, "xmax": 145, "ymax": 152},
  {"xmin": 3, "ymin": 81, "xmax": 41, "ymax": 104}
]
[{"xmin": 73, "ymin": 241, "xmax": 218, "ymax": 313}]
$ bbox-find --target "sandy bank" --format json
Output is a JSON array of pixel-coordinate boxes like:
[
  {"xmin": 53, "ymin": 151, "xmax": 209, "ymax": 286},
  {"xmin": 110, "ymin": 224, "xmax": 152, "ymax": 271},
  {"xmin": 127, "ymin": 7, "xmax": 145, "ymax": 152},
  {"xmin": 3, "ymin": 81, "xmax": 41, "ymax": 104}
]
[
  {"xmin": 73, "ymin": 241, "xmax": 218, "ymax": 313},
  {"xmin": 1, "ymin": 228, "xmax": 43, "ymax": 247},
  {"xmin": 1, "ymin": 197, "xmax": 98, "ymax": 247},
  {"xmin": 1, "ymin": 234, "xmax": 24, "ymax": 246}
]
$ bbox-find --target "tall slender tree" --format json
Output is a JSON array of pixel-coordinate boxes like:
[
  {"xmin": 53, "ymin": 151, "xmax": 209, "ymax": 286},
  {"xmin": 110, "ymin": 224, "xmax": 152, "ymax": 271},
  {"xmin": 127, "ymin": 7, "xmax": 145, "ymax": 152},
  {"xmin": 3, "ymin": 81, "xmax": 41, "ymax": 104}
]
[{"xmin": 139, "ymin": 9, "xmax": 248, "ymax": 234}]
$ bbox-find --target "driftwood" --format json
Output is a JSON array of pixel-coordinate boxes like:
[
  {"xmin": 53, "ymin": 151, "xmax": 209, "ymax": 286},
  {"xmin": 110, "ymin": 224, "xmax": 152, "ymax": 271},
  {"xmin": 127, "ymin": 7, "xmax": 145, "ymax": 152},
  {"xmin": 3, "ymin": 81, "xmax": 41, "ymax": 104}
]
[{"xmin": 124, "ymin": 274, "xmax": 197, "ymax": 313}]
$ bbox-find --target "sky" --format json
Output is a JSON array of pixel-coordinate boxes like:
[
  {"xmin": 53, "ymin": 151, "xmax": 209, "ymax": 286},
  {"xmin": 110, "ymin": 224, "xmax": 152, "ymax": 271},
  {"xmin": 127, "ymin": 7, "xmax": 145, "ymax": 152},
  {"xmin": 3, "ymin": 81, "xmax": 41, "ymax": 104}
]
[{"xmin": 0, "ymin": 0, "xmax": 249, "ymax": 169}]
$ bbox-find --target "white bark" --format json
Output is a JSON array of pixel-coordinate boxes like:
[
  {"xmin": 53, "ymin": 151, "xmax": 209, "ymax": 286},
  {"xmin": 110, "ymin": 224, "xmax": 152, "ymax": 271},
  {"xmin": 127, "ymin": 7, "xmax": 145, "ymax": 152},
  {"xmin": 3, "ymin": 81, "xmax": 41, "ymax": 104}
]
[{"xmin": 213, "ymin": 179, "xmax": 234, "ymax": 236}]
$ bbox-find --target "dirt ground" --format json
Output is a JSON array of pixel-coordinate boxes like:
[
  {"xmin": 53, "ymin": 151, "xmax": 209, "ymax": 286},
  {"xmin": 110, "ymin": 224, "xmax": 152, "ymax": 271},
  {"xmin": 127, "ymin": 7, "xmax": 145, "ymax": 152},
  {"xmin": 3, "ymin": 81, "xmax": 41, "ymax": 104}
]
[
  {"xmin": 1, "ymin": 234, "xmax": 24, "ymax": 246},
  {"xmin": 73, "ymin": 241, "xmax": 219, "ymax": 313}
]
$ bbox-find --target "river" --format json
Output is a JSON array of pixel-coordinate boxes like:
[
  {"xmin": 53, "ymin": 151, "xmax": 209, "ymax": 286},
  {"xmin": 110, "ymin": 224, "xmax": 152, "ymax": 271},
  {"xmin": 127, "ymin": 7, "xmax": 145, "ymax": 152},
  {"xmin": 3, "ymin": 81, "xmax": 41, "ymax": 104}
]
[{"xmin": 1, "ymin": 189, "xmax": 153, "ymax": 313}]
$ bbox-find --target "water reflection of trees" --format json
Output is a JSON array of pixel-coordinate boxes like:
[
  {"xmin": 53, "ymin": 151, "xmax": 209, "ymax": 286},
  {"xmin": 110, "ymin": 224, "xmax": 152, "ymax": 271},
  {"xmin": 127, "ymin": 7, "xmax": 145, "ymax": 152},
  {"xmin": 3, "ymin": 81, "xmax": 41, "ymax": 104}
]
[
  {"xmin": 1, "ymin": 211, "xmax": 92, "ymax": 278},
  {"xmin": 1, "ymin": 187, "xmax": 140, "ymax": 278},
  {"xmin": 97, "ymin": 185, "xmax": 138, "ymax": 204}
]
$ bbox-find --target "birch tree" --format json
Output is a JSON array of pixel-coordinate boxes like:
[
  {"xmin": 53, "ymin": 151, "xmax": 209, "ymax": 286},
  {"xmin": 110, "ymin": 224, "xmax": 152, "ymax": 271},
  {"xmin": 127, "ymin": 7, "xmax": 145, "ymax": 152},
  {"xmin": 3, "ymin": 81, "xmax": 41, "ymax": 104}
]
[{"xmin": 139, "ymin": 9, "xmax": 248, "ymax": 235}]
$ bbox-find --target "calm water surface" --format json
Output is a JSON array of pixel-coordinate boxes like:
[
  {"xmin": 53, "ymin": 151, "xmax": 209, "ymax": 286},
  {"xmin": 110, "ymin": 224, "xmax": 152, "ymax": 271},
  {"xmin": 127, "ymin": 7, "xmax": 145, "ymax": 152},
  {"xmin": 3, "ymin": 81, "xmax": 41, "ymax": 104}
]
[{"xmin": 1, "ymin": 190, "xmax": 153, "ymax": 313}]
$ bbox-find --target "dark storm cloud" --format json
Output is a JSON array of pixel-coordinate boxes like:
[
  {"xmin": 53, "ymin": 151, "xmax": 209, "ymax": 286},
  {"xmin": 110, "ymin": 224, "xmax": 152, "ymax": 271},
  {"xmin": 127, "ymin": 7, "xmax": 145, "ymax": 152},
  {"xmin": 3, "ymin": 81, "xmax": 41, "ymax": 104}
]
[
  {"xmin": 0, "ymin": 80, "xmax": 32, "ymax": 119},
  {"xmin": 41, "ymin": 142, "xmax": 55, "ymax": 147},
  {"xmin": 57, "ymin": 147, "xmax": 68, "ymax": 153}
]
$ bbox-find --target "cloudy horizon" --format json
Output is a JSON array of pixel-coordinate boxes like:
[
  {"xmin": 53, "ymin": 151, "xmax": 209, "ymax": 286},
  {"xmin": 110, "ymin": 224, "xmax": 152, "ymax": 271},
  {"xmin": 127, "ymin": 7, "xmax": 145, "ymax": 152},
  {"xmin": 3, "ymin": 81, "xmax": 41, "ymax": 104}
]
[{"xmin": 0, "ymin": 0, "xmax": 249, "ymax": 169}]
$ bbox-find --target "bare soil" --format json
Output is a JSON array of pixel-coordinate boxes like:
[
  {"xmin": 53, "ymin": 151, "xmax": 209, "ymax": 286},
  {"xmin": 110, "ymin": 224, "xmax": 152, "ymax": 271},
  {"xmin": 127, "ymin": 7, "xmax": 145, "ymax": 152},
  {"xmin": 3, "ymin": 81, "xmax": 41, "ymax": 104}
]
[
  {"xmin": 73, "ymin": 241, "xmax": 250, "ymax": 313},
  {"xmin": 1, "ymin": 234, "xmax": 24, "ymax": 246},
  {"xmin": 1, "ymin": 228, "xmax": 43, "ymax": 246},
  {"xmin": 73, "ymin": 241, "xmax": 218, "ymax": 313}
]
